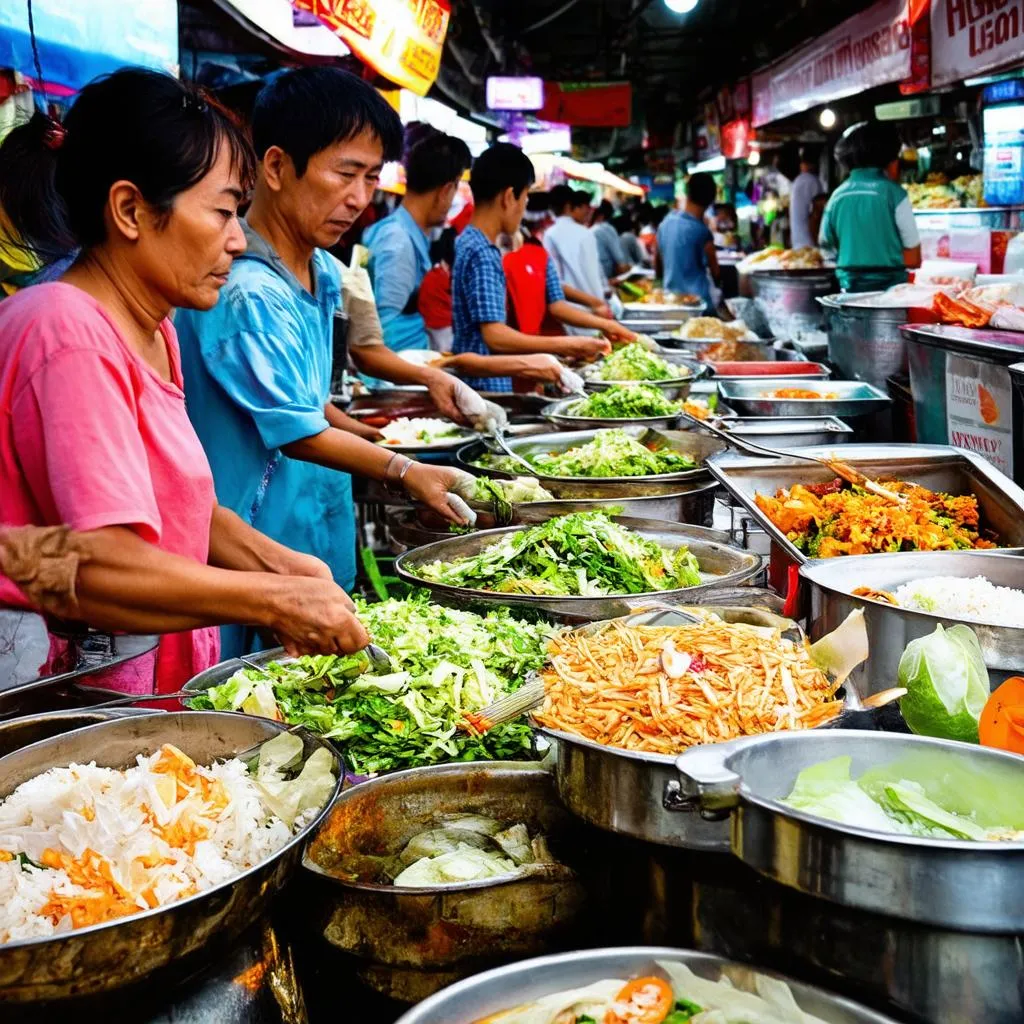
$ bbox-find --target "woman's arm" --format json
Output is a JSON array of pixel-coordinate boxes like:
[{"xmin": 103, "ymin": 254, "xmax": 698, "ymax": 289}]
[
  {"xmin": 48, "ymin": 526, "xmax": 368, "ymax": 656},
  {"xmin": 439, "ymin": 352, "xmax": 565, "ymax": 384},
  {"xmin": 208, "ymin": 505, "xmax": 333, "ymax": 580},
  {"xmin": 548, "ymin": 301, "xmax": 635, "ymax": 343}
]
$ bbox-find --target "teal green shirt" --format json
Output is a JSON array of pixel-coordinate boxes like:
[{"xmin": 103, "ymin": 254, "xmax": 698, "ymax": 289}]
[{"xmin": 819, "ymin": 168, "xmax": 919, "ymax": 292}]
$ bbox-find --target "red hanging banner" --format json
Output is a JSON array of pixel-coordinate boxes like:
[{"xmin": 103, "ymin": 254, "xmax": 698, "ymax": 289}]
[
  {"xmin": 537, "ymin": 82, "xmax": 633, "ymax": 128},
  {"xmin": 293, "ymin": 0, "xmax": 451, "ymax": 96}
]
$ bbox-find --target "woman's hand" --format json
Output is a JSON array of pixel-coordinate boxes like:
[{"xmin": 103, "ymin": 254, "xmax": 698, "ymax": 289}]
[
  {"xmin": 265, "ymin": 576, "xmax": 369, "ymax": 657},
  {"xmin": 402, "ymin": 462, "xmax": 471, "ymax": 524},
  {"xmin": 600, "ymin": 320, "xmax": 636, "ymax": 345},
  {"xmin": 276, "ymin": 549, "xmax": 334, "ymax": 582}
]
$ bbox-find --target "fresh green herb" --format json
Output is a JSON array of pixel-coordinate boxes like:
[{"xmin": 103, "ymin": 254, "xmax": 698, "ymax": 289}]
[
  {"xmin": 16, "ymin": 853, "xmax": 44, "ymax": 870},
  {"xmin": 592, "ymin": 342, "xmax": 675, "ymax": 382},
  {"xmin": 411, "ymin": 510, "xmax": 702, "ymax": 596},
  {"xmin": 665, "ymin": 997, "xmax": 704, "ymax": 1022},
  {"xmin": 474, "ymin": 429, "xmax": 695, "ymax": 479},
  {"xmin": 190, "ymin": 594, "xmax": 555, "ymax": 775},
  {"xmin": 570, "ymin": 384, "xmax": 681, "ymax": 420}
]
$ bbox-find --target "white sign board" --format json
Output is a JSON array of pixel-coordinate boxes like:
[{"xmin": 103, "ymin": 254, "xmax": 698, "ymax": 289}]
[
  {"xmin": 945, "ymin": 354, "xmax": 1015, "ymax": 477},
  {"xmin": 752, "ymin": 0, "xmax": 912, "ymax": 127},
  {"xmin": 931, "ymin": 0, "xmax": 1024, "ymax": 88}
]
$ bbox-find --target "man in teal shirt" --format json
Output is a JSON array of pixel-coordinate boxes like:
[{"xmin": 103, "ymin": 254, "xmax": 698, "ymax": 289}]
[
  {"xmin": 176, "ymin": 68, "xmax": 468, "ymax": 657},
  {"xmin": 363, "ymin": 130, "xmax": 471, "ymax": 364},
  {"xmin": 820, "ymin": 121, "xmax": 921, "ymax": 293}
]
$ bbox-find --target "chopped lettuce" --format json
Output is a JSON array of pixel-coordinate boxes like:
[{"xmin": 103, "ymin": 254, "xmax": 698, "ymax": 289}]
[
  {"xmin": 251, "ymin": 732, "xmax": 336, "ymax": 828},
  {"xmin": 473, "ymin": 428, "xmax": 696, "ymax": 478},
  {"xmin": 392, "ymin": 844, "xmax": 516, "ymax": 886},
  {"xmin": 591, "ymin": 342, "xmax": 676, "ymax": 382},
  {"xmin": 411, "ymin": 510, "xmax": 703, "ymax": 597},
  {"xmin": 190, "ymin": 595, "xmax": 553, "ymax": 775},
  {"xmin": 570, "ymin": 384, "xmax": 682, "ymax": 419}
]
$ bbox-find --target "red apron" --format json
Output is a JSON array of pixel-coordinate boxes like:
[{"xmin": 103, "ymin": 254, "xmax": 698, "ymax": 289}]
[{"xmin": 503, "ymin": 243, "xmax": 561, "ymax": 336}]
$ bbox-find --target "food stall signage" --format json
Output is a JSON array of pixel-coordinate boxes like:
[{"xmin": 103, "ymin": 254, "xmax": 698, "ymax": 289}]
[
  {"xmin": 945, "ymin": 354, "xmax": 1015, "ymax": 475},
  {"xmin": 293, "ymin": 0, "xmax": 450, "ymax": 97},
  {"xmin": 932, "ymin": 0, "xmax": 1024, "ymax": 86},
  {"xmin": 537, "ymin": 82, "xmax": 632, "ymax": 127},
  {"xmin": 752, "ymin": 0, "xmax": 912, "ymax": 126}
]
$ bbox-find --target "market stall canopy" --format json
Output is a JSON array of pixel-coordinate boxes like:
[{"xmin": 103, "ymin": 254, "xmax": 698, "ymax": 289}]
[
  {"xmin": 530, "ymin": 153, "xmax": 645, "ymax": 196},
  {"xmin": 210, "ymin": 0, "xmax": 350, "ymax": 58},
  {"xmin": 0, "ymin": 0, "xmax": 177, "ymax": 95}
]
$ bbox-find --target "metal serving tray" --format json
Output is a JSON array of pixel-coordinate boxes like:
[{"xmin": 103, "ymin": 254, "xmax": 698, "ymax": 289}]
[
  {"xmin": 456, "ymin": 426, "xmax": 726, "ymax": 496},
  {"xmin": 708, "ymin": 442, "xmax": 1024, "ymax": 565},
  {"xmin": 541, "ymin": 396, "xmax": 683, "ymax": 431},
  {"xmin": 393, "ymin": 518, "xmax": 763, "ymax": 624},
  {"xmin": 715, "ymin": 415, "xmax": 853, "ymax": 449},
  {"xmin": 717, "ymin": 379, "xmax": 892, "ymax": 418},
  {"xmin": 581, "ymin": 352, "xmax": 706, "ymax": 394},
  {"xmin": 707, "ymin": 360, "xmax": 831, "ymax": 381}
]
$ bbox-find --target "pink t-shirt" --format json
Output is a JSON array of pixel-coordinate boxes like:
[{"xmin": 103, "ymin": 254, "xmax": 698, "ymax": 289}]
[{"xmin": 0, "ymin": 282, "xmax": 220, "ymax": 693}]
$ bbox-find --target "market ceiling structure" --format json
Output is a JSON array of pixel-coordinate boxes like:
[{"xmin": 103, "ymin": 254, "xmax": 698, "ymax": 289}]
[{"xmin": 441, "ymin": 0, "xmax": 882, "ymax": 155}]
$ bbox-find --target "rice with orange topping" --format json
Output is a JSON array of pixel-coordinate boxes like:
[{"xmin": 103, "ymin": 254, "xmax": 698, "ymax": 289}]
[{"xmin": 0, "ymin": 744, "xmax": 309, "ymax": 944}]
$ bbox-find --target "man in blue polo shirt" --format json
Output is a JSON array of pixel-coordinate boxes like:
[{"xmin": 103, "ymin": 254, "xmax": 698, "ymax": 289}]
[
  {"xmin": 175, "ymin": 68, "xmax": 469, "ymax": 657},
  {"xmin": 363, "ymin": 130, "xmax": 471, "ymax": 367}
]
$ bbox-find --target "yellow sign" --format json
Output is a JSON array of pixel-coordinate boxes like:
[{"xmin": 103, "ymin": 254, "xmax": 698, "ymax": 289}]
[{"xmin": 294, "ymin": 0, "xmax": 451, "ymax": 97}]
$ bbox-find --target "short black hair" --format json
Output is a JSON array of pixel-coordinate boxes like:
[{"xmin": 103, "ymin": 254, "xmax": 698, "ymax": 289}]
[
  {"xmin": 835, "ymin": 121, "xmax": 901, "ymax": 171},
  {"xmin": 686, "ymin": 172, "xmax": 717, "ymax": 208},
  {"xmin": 405, "ymin": 130, "xmax": 471, "ymax": 193},
  {"xmin": 799, "ymin": 145, "xmax": 819, "ymax": 166},
  {"xmin": 571, "ymin": 189, "xmax": 591, "ymax": 209},
  {"xmin": 548, "ymin": 183, "xmax": 575, "ymax": 215},
  {"xmin": 252, "ymin": 67, "xmax": 403, "ymax": 177},
  {"xmin": 594, "ymin": 199, "xmax": 615, "ymax": 221},
  {"xmin": 469, "ymin": 142, "xmax": 534, "ymax": 203}
]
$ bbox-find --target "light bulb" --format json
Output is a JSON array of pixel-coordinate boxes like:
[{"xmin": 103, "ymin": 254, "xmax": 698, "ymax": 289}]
[
  {"xmin": 819, "ymin": 108, "xmax": 837, "ymax": 129},
  {"xmin": 664, "ymin": 0, "xmax": 699, "ymax": 12},
  {"xmin": 748, "ymin": 150, "xmax": 761, "ymax": 166}
]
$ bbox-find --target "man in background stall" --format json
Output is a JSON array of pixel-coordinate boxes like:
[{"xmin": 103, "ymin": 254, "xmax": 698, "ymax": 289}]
[
  {"xmin": 591, "ymin": 199, "xmax": 631, "ymax": 280},
  {"xmin": 362, "ymin": 127, "xmax": 471, "ymax": 363},
  {"xmin": 790, "ymin": 146, "xmax": 824, "ymax": 249},
  {"xmin": 656, "ymin": 172, "xmax": 720, "ymax": 310},
  {"xmin": 543, "ymin": 184, "xmax": 608, "ymax": 332}
]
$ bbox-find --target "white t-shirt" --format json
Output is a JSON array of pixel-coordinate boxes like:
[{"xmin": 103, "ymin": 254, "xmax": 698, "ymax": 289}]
[
  {"xmin": 544, "ymin": 218, "xmax": 605, "ymax": 297},
  {"xmin": 790, "ymin": 171, "xmax": 824, "ymax": 249}
]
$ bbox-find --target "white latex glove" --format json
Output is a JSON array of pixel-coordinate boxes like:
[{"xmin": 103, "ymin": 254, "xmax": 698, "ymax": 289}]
[
  {"xmin": 451, "ymin": 378, "xmax": 509, "ymax": 433},
  {"xmin": 446, "ymin": 493, "xmax": 477, "ymax": 527},
  {"xmin": 558, "ymin": 364, "xmax": 586, "ymax": 395},
  {"xmin": 445, "ymin": 467, "xmax": 480, "ymax": 502}
]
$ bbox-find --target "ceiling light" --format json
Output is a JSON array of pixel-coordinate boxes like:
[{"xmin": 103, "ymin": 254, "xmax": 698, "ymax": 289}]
[
  {"xmin": 664, "ymin": 0, "xmax": 699, "ymax": 13},
  {"xmin": 748, "ymin": 150, "xmax": 761, "ymax": 166},
  {"xmin": 819, "ymin": 108, "xmax": 837, "ymax": 129},
  {"xmin": 932, "ymin": 125, "xmax": 946, "ymax": 135}
]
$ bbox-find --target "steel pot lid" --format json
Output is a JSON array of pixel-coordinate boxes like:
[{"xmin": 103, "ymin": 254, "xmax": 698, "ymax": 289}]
[{"xmin": 674, "ymin": 730, "xmax": 1024, "ymax": 931}]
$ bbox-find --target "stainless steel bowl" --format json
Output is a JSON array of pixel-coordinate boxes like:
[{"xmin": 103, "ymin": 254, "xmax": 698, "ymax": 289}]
[
  {"xmin": 457, "ymin": 426, "xmax": 726, "ymax": 497},
  {"xmin": 541, "ymin": 396, "xmax": 683, "ymax": 431},
  {"xmin": 802, "ymin": 550, "xmax": 1024, "ymax": 694},
  {"xmin": 674, "ymin": 730, "xmax": 1024, "ymax": 931},
  {"xmin": 0, "ymin": 707, "xmax": 162, "ymax": 758},
  {"xmin": 0, "ymin": 711, "xmax": 342, "ymax": 1002},
  {"xmin": 394, "ymin": 945, "xmax": 897, "ymax": 1024},
  {"xmin": 580, "ymin": 353, "xmax": 706, "ymax": 396},
  {"xmin": 716, "ymin": 379, "xmax": 892, "ymax": 419},
  {"xmin": 302, "ymin": 761, "xmax": 584, "ymax": 999},
  {"xmin": 819, "ymin": 292, "xmax": 910, "ymax": 388},
  {"xmin": 394, "ymin": 517, "xmax": 764, "ymax": 624}
]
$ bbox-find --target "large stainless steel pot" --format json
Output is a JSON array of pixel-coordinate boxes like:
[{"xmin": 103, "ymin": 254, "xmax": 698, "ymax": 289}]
[
  {"xmin": 389, "ymin": 487, "xmax": 723, "ymax": 551},
  {"xmin": 802, "ymin": 550, "xmax": 1024, "ymax": 694},
  {"xmin": 394, "ymin": 946, "xmax": 897, "ymax": 1024},
  {"xmin": 457, "ymin": 426, "xmax": 726, "ymax": 495},
  {"xmin": 819, "ymin": 293, "xmax": 910, "ymax": 388},
  {"xmin": 301, "ymin": 762, "xmax": 585, "ymax": 1001},
  {"xmin": 394, "ymin": 517, "xmax": 764, "ymax": 623},
  {"xmin": 537, "ymin": 603, "xmax": 824, "ymax": 852},
  {"xmin": 0, "ymin": 711, "xmax": 342, "ymax": 1002},
  {"xmin": 750, "ymin": 269, "xmax": 836, "ymax": 343},
  {"xmin": 674, "ymin": 730, "xmax": 1024, "ymax": 931},
  {"xmin": 0, "ymin": 707, "xmax": 161, "ymax": 758}
]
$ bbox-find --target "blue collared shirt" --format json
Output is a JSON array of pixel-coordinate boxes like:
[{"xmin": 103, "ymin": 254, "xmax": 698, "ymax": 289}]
[
  {"xmin": 175, "ymin": 220, "xmax": 356, "ymax": 657},
  {"xmin": 362, "ymin": 205, "xmax": 431, "ymax": 355},
  {"xmin": 451, "ymin": 225, "xmax": 512, "ymax": 392}
]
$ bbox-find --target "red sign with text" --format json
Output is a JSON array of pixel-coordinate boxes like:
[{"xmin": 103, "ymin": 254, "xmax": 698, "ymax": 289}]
[
  {"xmin": 931, "ymin": 0, "xmax": 1024, "ymax": 86},
  {"xmin": 537, "ymin": 82, "xmax": 632, "ymax": 127}
]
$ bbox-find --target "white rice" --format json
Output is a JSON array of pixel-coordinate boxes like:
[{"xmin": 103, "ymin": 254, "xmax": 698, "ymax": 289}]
[
  {"xmin": 892, "ymin": 575, "xmax": 1024, "ymax": 627},
  {"xmin": 0, "ymin": 746, "xmax": 304, "ymax": 945}
]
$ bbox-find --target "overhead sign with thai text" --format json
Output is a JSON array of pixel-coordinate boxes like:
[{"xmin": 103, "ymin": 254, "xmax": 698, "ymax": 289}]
[
  {"xmin": 752, "ymin": 0, "xmax": 913, "ymax": 126},
  {"xmin": 931, "ymin": 0, "xmax": 1024, "ymax": 87},
  {"xmin": 293, "ymin": 0, "xmax": 450, "ymax": 97}
]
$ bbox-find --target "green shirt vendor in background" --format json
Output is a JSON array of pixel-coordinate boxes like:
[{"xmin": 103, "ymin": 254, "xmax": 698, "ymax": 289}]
[{"xmin": 819, "ymin": 121, "xmax": 921, "ymax": 293}]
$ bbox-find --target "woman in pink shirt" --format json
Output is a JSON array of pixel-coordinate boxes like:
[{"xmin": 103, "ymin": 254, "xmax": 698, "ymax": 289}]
[{"xmin": 0, "ymin": 69, "xmax": 370, "ymax": 694}]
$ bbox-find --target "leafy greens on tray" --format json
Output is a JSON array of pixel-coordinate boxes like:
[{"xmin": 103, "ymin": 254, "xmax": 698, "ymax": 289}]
[
  {"xmin": 587, "ymin": 342, "xmax": 677, "ymax": 382},
  {"xmin": 409, "ymin": 510, "xmax": 703, "ymax": 597},
  {"xmin": 472, "ymin": 428, "xmax": 697, "ymax": 478},
  {"xmin": 568, "ymin": 384, "xmax": 682, "ymax": 420},
  {"xmin": 189, "ymin": 596, "xmax": 555, "ymax": 774}
]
